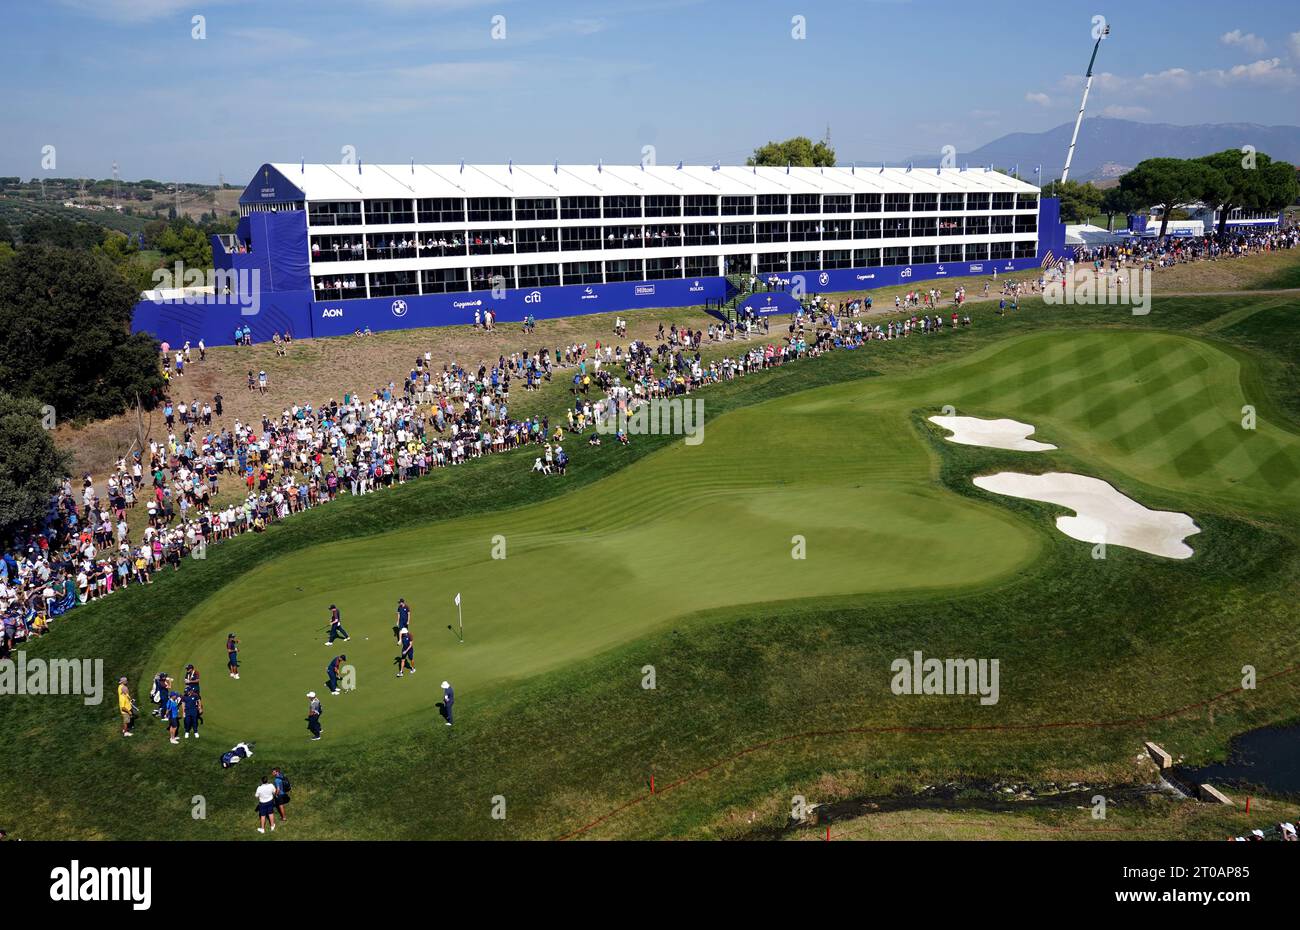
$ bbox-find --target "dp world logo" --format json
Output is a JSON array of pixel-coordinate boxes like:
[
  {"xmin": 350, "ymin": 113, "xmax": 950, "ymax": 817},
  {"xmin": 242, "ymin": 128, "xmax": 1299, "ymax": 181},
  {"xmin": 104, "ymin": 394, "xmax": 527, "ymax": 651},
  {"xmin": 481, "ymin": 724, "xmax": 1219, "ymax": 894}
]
[
  {"xmin": 818, "ymin": 272, "xmax": 829, "ymax": 287},
  {"xmin": 391, "ymin": 299, "xmax": 408, "ymax": 318}
]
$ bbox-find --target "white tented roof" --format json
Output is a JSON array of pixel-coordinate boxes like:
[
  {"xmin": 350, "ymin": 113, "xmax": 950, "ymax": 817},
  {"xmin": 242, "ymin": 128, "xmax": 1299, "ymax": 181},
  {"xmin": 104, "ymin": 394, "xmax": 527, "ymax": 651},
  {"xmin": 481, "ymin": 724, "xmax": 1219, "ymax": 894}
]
[{"xmin": 268, "ymin": 163, "xmax": 1041, "ymax": 202}]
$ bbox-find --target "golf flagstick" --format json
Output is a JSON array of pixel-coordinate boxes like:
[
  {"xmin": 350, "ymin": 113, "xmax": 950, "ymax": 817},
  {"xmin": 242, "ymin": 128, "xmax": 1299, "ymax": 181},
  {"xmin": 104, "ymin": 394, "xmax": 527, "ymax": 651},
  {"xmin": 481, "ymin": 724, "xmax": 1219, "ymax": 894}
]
[{"xmin": 454, "ymin": 592, "xmax": 463, "ymax": 643}]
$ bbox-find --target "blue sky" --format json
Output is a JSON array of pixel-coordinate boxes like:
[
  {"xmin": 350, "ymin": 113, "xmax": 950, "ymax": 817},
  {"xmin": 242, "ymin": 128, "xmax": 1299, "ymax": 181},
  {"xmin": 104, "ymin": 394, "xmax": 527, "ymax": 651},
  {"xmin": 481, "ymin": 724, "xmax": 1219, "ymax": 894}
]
[{"xmin": 3, "ymin": 0, "xmax": 1297, "ymax": 183}]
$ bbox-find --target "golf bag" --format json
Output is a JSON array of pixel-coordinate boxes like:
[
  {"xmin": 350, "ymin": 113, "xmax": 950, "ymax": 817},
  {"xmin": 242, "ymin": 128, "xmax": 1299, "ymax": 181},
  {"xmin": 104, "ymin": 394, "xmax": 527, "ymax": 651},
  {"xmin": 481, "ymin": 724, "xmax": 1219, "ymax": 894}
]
[{"xmin": 219, "ymin": 741, "xmax": 254, "ymax": 768}]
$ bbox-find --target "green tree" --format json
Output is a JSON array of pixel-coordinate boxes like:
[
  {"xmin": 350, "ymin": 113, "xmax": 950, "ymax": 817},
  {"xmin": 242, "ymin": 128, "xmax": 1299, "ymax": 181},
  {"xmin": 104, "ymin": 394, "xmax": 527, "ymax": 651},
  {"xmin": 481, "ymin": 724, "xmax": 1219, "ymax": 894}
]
[
  {"xmin": 155, "ymin": 222, "xmax": 212, "ymax": 271},
  {"xmin": 1099, "ymin": 187, "xmax": 1141, "ymax": 231},
  {"xmin": 1118, "ymin": 158, "xmax": 1216, "ymax": 238},
  {"xmin": 19, "ymin": 215, "xmax": 104, "ymax": 250},
  {"xmin": 747, "ymin": 136, "xmax": 836, "ymax": 168},
  {"xmin": 1195, "ymin": 149, "xmax": 1300, "ymax": 237},
  {"xmin": 0, "ymin": 391, "xmax": 71, "ymax": 539},
  {"xmin": 1041, "ymin": 179, "xmax": 1103, "ymax": 224},
  {"xmin": 0, "ymin": 245, "xmax": 163, "ymax": 422}
]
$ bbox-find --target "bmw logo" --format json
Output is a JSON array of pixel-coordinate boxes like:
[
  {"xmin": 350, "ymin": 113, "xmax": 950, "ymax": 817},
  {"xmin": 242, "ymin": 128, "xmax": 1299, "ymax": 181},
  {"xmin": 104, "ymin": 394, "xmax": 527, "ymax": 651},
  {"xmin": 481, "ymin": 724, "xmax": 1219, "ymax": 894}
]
[
  {"xmin": 391, "ymin": 299, "xmax": 408, "ymax": 317},
  {"xmin": 818, "ymin": 272, "xmax": 829, "ymax": 287}
]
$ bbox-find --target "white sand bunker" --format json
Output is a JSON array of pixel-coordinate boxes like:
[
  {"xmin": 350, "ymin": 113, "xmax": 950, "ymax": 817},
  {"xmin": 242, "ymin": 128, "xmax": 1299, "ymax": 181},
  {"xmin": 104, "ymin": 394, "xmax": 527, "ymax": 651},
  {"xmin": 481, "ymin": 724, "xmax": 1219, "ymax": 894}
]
[
  {"xmin": 929, "ymin": 415, "xmax": 1056, "ymax": 452},
  {"xmin": 973, "ymin": 472, "xmax": 1200, "ymax": 559}
]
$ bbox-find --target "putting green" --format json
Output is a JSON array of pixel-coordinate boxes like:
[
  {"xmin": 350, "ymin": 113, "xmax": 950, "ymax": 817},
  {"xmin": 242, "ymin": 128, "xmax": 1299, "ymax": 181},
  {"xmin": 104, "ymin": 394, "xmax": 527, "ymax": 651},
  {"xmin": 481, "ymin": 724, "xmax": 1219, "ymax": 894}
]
[{"xmin": 149, "ymin": 326, "xmax": 1300, "ymax": 751}]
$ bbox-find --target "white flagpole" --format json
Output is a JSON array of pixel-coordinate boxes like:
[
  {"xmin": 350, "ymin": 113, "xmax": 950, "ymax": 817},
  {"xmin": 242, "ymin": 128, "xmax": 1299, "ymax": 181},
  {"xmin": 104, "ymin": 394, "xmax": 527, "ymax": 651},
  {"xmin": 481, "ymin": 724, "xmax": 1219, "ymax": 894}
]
[{"xmin": 455, "ymin": 593, "xmax": 463, "ymax": 643}]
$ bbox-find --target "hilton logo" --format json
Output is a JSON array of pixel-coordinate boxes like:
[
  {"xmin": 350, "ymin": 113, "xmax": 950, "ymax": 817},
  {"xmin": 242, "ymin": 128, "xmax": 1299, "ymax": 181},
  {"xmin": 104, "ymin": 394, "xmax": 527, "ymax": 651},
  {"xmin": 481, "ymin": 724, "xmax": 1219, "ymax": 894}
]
[{"xmin": 391, "ymin": 299, "xmax": 408, "ymax": 317}]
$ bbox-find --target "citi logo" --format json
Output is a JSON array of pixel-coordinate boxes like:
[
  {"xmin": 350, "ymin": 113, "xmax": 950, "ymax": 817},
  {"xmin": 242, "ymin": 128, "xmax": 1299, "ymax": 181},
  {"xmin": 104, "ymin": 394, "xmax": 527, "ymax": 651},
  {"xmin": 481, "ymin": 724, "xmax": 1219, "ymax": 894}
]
[
  {"xmin": 321, "ymin": 308, "xmax": 343, "ymax": 318},
  {"xmin": 50, "ymin": 860, "xmax": 152, "ymax": 910},
  {"xmin": 900, "ymin": 267, "xmax": 913, "ymax": 279},
  {"xmin": 524, "ymin": 290, "xmax": 542, "ymax": 304}
]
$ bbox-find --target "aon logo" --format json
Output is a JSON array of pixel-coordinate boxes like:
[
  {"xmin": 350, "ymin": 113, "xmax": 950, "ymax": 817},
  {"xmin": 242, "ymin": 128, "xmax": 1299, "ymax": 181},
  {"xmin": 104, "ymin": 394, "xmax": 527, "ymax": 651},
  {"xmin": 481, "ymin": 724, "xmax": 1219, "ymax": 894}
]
[{"xmin": 322, "ymin": 308, "xmax": 344, "ymax": 318}]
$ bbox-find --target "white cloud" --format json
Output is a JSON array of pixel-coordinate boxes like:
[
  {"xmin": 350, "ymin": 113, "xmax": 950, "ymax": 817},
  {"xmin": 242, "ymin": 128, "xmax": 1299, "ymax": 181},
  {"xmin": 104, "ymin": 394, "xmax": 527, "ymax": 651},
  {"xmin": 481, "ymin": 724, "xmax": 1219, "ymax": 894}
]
[
  {"xmin": 395, "ymin": 60, "xmax": 521, "ymax": 83},
  {"xmin": 1101, "ymin": 105, "xmax": 1150, "ymax": 119},
  {"xmin": 1202, "ymin": 57, "xmax": 1298, "ymax": 86},
  {"xmin": 1291, "ymin": 32, "xmax": 1300, "ymax": 60},
  {"xmin": 1025, "ymin": 92, "xmax": 1052, "ymax": 106},
  {"xmin": 58, "ymin": 0, "xmax": 228, "ymax": 22},
  {"xmin": 1220, "ymin": 29, "xmax": 1267, "ymax": 54}
]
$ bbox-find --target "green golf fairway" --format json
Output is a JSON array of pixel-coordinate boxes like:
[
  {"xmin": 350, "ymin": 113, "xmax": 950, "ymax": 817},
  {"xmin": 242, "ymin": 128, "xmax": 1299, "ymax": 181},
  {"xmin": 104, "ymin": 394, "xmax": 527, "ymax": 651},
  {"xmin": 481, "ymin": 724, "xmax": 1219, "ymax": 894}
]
[{"xmin": 150, "ymin": 325, "xmax": 1300, "ymax": 754}]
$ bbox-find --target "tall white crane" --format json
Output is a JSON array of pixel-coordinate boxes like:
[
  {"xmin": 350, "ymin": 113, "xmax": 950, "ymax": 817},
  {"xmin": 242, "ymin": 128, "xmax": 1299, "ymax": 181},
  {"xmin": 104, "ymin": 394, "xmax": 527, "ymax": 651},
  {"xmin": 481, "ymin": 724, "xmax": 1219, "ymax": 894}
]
[{"xmin": 1061, "ymin": 23, "xmax": 1110, "ymax": 183}]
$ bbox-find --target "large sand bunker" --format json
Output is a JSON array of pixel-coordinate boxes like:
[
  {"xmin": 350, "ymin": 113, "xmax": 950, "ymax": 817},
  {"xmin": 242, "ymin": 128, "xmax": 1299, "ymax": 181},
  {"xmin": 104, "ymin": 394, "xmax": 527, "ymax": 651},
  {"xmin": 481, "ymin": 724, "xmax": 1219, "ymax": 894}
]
[
  {"xmin": 973, "ymin": 472, "xmax": 1200, "ymax": 559},
  {"xmin": 929, "ymin": 415, "xmax": 1057, "ymax": 452}
]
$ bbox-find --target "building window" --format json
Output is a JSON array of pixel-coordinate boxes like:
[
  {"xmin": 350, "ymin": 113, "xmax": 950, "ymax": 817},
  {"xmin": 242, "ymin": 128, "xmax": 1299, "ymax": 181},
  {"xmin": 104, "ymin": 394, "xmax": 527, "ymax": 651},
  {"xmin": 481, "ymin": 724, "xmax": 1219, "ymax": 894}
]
[
  {"xmin": 604, "ymin": 259, "xmax": 643, "ymax": 283},
  {"xmin": 368, "ymin": 270, "xmax": 419, "ymax": 298},
  {"xmin": 721, "ymin": 195, "xmax": 753, "ymax": 216},
  {"xmin": 721, "ymin": 223, "xmax": 754, "ymax": 245},
  {"xmin": 643, "ymin": 224, "xmax": 682, "ymax": 248},
  {"xmin": 364, "ymin": 199, "xmax": 415, "ymax": 225},
  {"xmin": 1017, "ymin": 193, "xmax": 1038, "ymax": 210},
  {"xmin": 822, "ymin": 220, "xmax": 852, "ymax": 240},
  {"xmin": 561, "ymin": 196, "xmax": 601, "ymax": 219},
  {"xmin": 515, "ymin": 227, "xmax": 559, "ymax": 253},
  {"xmin": 790, "ymin": 220, "xmax": 821, "ymax": 242},
  {"xmin": 1014, "ymin": 240, "xmax": 1036, "ymax": 259},
  {"xmin": 990, "ymin": 242, "xmax": 1012, "ymax": 260},
  {"xmin": 912, "ymin": 194, "xmax": 938, "ymax": 213},
  {"xmin": 790, "ymin": 250, "xmax": 820, "ymax": 272},
  {"xmin": 965, "ymin": 193, "xmax": 990, "ymax": 211},
  {"xmin": 964, "ymin": 216, "xmax": 989, "ymax": 235},
  {"xmin": 417, "ymin": 231, "xmax": 466, "ymax": 258},
  {"xmin": 310, "ymin": 234, "xmax": 366, "ymax": 263},
  {"xmin": 683, "ymin": 223, "xmax": 719, "ymax": 247},
  {"xmin": 911, "ymin": 245, "xmax": 937, "ymax": 264},
  {"xmin": 517, "ymin": 263, "xmax": 561, "ymax": 288},
  {"xmin": 756, "ymin": 221, "xmax": 788, "ymax": 243},
  {"xmin": 562, "ymin": 261, "xmax": 603, "ymax": 285},
  {"xmin": 964, "ymin": 243, "xmax": 989, "ymax": 261},
  {"xmin": 467, "ymin": 197, "xmax": 512, "ymax": 223},
  {"xmin": 883, "ymin": 246, "xmax": 910, "ymax": 265},
  {"xmin": 684, "ymin": 194, "xmax": 718, "ymax": 216},
  {"xmin": 823, "ymin": 249, "xmax": 852, "ymax": 269},
  {"xmin": 603, "ymin": 196, "xmax": 642, "ymax": 219},
  {"xmin": 420, "ymin": 268, "xmax": 468, "ymax": 293},
  {"xmin": 684, "ymin": 255, "xmax": 717, "ymax": 278},
  {"xmin": 313, "ymin": 274, "xmax": 365, "ymax": 300},
  {"xmin": 513, "ymin": 198, "xmax": 558, "ymax": 221},
  {"xmin": 468, "ymin": 266, "xmax": 516, "ymax": 290},
  {"xmin": 990, "ymin": 215, "xmax": 1013, "ymax": 235},
  {"xmin": 824, "ymin": 194, "xmax": 852, "ymax": 214},
  {"xmin": 853, "ymin": 218, "xmax": 882, "ymax": 239},
  {"xmin": 757, "ymin": 194, "xmax": 788, "ymax": 215},
  {"xmin": 938, "ymin": 216, "xmax": 964, "ymax": 236},
  {"xmin": 855, "ymin": 193, "xmax": 882, "ymax": 213},
  {"xmin": 645, "ymin": 257, "xmax": 684, "ymax": 280},
  {"xmin": 853, "ymin": 248, "xmax": 881, "ymax": 267},
  {"xmin": 756, "ymin": 252, "xmax": 788, "ymax": 274},
  {"xmin": 723, "ymin": 253, "xmax": 754, "ymax": 276},
  {"xmin": 467, "ymin": 229, "xmax": 514, "ymax": 255},
  {"xmin": 308, "ymin": 201, "xmax": 363, "ymax": 226},
  {"xmin": 911, "ymin": 217, "xmax": 937, "ymax": 237},
  {"xmin": 992, "ymin": 192, "xmax": 1014, "ymax": 210},
  {"xmin": 365, "ymin": 231, "xmax": 420, "ymax": 261},
  {"xmin": 561, "ymin": 226, "xmax": 602, "ymax": 251},
  {"xmin": 938, "ymin": 243, "xmax": 963, "ymax": 263},
  {"xmin": 940, "ymin": 193, "xmax": 965, "ymax": 211},
  {"xmin": 644, "ymin": 195, "xmax": 681, "ymax": 218},
  {"xmin": 883, "ymin": 193, "xmax": 910, "ymax": 212},
  {"xmin": 603, "ymin": 225, "xmax": 644, "ymax": 249},
  {"xmin": 882, "ymin": 217, "xmax": 910, "ymax": 238},
  {"xmin": 790, "ymin": 194, "xmax": 820, "ymax": 214},
  {"xmin": 417, "ymin": 198, "xmax": 465, "ymax": 224},
  {"xmin": 1014, "ymin": 214, "xmax": 1038, "ymax": 234}
]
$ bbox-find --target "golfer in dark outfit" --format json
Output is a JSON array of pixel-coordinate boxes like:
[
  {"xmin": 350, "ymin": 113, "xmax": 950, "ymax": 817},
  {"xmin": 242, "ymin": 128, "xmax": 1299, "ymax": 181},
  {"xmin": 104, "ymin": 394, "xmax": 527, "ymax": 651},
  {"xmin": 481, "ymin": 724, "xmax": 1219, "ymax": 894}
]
[
  {"xmin": 441, "ymin": 680, "xmax": 454, "ymax": 727},
  {"xmin": 306, "ymin": 692, "xmax": 322, "ymax": 740},
  {"xmin": 326, "ymin": 654, "xmax": 346, "ymax": 694}
]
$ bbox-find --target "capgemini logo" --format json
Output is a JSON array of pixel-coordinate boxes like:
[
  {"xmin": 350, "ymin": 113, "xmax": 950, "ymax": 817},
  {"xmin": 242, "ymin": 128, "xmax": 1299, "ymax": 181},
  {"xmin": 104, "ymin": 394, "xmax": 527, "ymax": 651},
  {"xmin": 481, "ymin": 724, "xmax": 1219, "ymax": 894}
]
[{"xmin": 391, "ymin": 299, "xmax": 408, "ymax": 317}]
